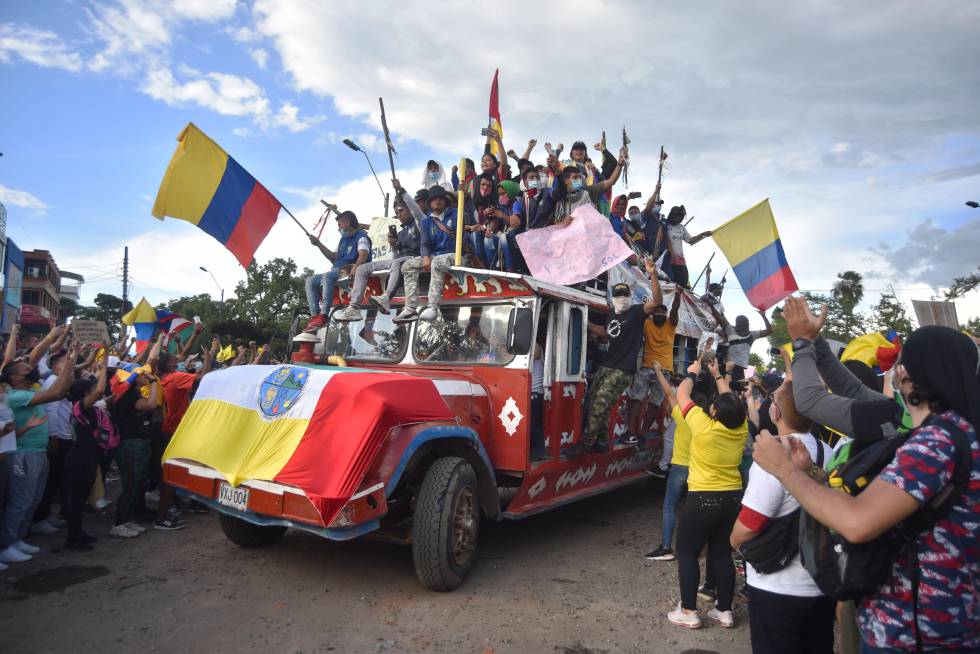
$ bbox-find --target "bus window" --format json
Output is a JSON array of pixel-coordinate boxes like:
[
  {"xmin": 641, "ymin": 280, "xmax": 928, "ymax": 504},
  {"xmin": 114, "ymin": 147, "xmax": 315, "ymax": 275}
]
[{"xmin": 567, "ymin": 307, "xmax": 583, "ymax": 376}]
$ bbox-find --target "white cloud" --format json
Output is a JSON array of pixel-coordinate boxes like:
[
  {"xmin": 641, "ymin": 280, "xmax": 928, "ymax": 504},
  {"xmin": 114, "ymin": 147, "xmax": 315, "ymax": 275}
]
[
  {"xmin": 249, "ymin": 47, "xmax": 268, "ymax": 69},
  {"xmin": 0, "ymin": 183, "xmax": 49, "ymax": 214},
  {"xmin": 262, "ymin": 102, "xmax": 324, "ymax": 132},
  {"xmin": 0, "ymin": 23, "xmax": 84, "ymax": 71},
  {"xmin": 171, "ymin": 0, "xmax": 238, "ymax": 21},
  {"xmin": 142, "ymin": 66, "xmax": 269, "ymax": 117}
]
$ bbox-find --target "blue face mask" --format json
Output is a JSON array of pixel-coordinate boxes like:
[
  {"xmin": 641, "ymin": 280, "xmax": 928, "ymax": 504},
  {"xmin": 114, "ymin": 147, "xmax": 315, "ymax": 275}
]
[
  {"xmin": 570, "ymin": 179, "xmax": 584, "ymax": 192},
  {"xmin": 527, "ymin": 179, "xmax": 540, "ymax": 190}
]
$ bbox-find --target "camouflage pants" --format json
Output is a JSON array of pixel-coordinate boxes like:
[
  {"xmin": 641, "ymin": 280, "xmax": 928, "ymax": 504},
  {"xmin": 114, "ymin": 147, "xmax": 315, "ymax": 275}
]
[
  {"xmin": 584, "ymin": 366, "xmax": 632, "ymax": 446},
  {"xmin": 400, "ymin": 253, "xmax": 455, "ymax": 310}
]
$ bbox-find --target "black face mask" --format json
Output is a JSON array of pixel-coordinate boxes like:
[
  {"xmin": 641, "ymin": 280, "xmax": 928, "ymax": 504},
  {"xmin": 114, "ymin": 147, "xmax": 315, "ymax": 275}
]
[
  {"xmin": 652, "ymin": 315, "xmax": 667, "ymax": 327},
  {"xmin": 25, "ymin": 369, "xmax": 41, "ymax": 383}
]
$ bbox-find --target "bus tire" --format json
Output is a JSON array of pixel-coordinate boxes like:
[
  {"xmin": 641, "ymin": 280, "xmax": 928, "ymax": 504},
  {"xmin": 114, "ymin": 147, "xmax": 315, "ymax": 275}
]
[
  {"xmin": 412, "ymin": 457, "xmax": 480, "ymax": 591},
  {"xmin": 219, "ymin": 512, "xmax": 287, "ymax": 548}
]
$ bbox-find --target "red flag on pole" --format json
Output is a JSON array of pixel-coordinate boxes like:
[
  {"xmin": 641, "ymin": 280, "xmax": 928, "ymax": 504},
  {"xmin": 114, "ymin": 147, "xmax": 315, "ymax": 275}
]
[{"xmin": 487, "ymin": 69, "xmax": 503, "ymax": 159}]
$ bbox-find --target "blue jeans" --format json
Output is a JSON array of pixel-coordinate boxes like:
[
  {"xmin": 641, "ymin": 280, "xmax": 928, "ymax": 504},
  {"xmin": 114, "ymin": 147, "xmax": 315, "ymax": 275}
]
[
  {"xmin": 305, "ymin": 267, "xmax": 343, "ymax": 315},
  {"xmin": 468, "ymin": 232, "xmax": 502, "ymax": 269},
  {"xmin": 0, "ymin": 451, "xmax": 49, "ymax": 548},
  {"xmin": 661, "ymin": 463, "xmax": 688, "ymax": 548}
]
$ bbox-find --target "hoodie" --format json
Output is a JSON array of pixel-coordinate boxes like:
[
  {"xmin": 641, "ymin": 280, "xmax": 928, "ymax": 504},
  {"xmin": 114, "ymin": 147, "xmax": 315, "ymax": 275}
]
[{"xmin": 420, "ymin": 162, "xmax": 454, "ymax": 193}]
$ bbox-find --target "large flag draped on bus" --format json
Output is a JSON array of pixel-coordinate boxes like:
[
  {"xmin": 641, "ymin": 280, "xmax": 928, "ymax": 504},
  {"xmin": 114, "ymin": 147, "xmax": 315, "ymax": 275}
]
[
  {"xmin": 152, "ymin": 123, "xmax": 281, "ymax": 267},
  {"xmin": 163, "ymin": 364, "xmax": 454, "ymax": 521},
  {"xmin": 486, "ymin": 69, "xmax": 503, "ymax": 159},
  {"xmin": 711, "ymin": 199, "xmax": 798, "ymax": 310}
]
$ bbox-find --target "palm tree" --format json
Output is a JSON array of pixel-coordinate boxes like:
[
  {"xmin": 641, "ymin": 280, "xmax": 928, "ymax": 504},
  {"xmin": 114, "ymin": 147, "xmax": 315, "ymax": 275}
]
[{"xmin": 832, "ymin": 271, "xmax": 864, "ymax": 313}]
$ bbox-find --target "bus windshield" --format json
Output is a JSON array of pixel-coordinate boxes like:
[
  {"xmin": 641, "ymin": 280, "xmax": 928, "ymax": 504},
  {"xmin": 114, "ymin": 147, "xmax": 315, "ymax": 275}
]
[
  {"xmin": 413, "ymin": 304, "xmax": 514, "ymax": 365},
  {"xmin": 322, "ymin": 308, "xmax": 410, "ymax": 363}
]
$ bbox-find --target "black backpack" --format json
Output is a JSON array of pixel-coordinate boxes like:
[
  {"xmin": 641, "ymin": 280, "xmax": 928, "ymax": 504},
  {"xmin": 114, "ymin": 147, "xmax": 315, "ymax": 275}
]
[
  {"xmin": 797, "ymin": 417, "xmax": 973, "ymax": 651},
  {"xmin": 740, "ymin": 436, "xmax": 824, "ymax": 574}
]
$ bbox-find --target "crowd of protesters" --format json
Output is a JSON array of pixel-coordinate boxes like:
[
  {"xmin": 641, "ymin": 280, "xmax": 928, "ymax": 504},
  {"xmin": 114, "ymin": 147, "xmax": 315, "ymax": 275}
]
[
  {"xmin": 2, "ymin": 124, "xmax": 978, "ymax": 654},
  {"xmin": 0, "ymin": 321, "xmax": 273, "ymax": 564}
]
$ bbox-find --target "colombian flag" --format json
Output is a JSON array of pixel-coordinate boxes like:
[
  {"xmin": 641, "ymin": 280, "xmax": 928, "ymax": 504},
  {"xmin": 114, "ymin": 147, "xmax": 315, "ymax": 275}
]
[
  {"xmin": 163, "ymin": 365, "xmax": 454, "ymax": 522},
  {"xmin": 712, "ymin": 199, "xmax": 798, "ymax": 311},
  {"xmin": 152, "ymin": 123, "xmax": 281, "ymax": 267},
  {"xmin": 486, "ymin": 69, "xmax": 503, "ymax": 159},
  {"xmin": 122, "ymin": 297, "xmax": 159, "ymax": 353}
]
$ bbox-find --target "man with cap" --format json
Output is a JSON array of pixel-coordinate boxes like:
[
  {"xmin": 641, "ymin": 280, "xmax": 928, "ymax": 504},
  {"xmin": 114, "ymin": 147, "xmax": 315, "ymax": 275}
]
[
  {"xmin": 304, "ymin": 211, "xmax": 372, "ymax": 331},
  {"xmin": 573, "ymin": 258, "xmax": 661, "ymax": 456},
  {"xmin": 394, "ymin": 185, "xmax": 475, "ymax": 323},
  {"xmin": 337, "ymin": 179, "xmax": 422, "ymax": 321}
]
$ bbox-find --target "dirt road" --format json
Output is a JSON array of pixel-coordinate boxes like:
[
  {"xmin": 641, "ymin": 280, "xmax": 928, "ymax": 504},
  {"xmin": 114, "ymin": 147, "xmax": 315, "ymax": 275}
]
[{"xmin": 1, "ymin": 480, "xmax": 751, "ymax": 654}]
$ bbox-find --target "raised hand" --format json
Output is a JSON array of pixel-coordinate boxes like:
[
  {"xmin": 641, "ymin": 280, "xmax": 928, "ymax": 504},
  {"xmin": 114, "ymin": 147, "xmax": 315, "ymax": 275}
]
[
  {"xmin": 783, "ymin": 296, "xmax": 827, "ymax": 341},
  {"xmin": 527, "ymin": 138, "xmax": 537, "ymax": 149},
  {"xmin": 708, "ymin": 359, "xmax": 721, "ymax": 378},
  {"xmin": 687, "ymin": 359, "xmax": 702, "ymax": 376}
]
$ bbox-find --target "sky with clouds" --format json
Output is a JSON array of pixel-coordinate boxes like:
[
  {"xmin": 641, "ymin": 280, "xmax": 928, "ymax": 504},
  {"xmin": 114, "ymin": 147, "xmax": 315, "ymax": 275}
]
[{"xmin": 1, "ymin": 0, "xmax": 979, "ymax": 332}]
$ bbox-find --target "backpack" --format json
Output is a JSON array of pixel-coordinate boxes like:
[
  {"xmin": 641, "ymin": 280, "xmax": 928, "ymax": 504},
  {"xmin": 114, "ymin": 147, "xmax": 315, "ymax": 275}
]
[
  {"xmin": 797, "ymin": 416, "xmax": 972, "ymax": 650},
  {"xmin": 740, "ymin": 436, "xmax": 824, "ymax": 574},
  {"xmin": 72, "ymin": 402, "xmax": 120, "ymax": 451}
]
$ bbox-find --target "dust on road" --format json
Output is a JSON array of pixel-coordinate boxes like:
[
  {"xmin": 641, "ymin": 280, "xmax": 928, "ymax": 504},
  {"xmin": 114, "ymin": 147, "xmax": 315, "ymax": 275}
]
[{"xmin": 1, "ymin": 480, "xmax": 751, "ymax": 654}]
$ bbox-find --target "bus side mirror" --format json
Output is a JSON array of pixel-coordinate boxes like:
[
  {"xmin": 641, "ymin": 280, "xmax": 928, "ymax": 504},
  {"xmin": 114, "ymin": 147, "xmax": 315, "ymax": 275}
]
[{"xmin": 507, "ymin": 307, "xmax": 533, "ymax": 355}]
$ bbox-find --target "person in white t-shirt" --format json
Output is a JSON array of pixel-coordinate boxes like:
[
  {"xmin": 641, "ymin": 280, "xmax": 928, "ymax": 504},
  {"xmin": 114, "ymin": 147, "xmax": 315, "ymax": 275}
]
[{"xmin": 731, "ymin": 379, "xmax": 835, "ymax": 654}]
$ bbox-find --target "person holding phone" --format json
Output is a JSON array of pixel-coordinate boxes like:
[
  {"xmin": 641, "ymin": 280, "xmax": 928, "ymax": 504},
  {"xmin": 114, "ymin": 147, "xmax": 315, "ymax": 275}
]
[{"xmin": 336, "ymin": 180, "xmax": 423, "ymax": 322}]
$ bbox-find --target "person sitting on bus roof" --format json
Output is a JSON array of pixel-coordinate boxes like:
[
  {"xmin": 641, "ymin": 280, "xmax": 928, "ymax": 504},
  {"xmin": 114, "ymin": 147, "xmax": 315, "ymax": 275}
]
[
  {"xmin": 569, "ymin": 257, "xmax": 661, "ymax": 457},
  {"xmin": 530, "ymin": 148, "xmax": 626, "ymax": 228},
  {"xmin": 394, "ymin": 186, "xmax": 475, "ymax": 323},
  {"xmin": 336, "ymin": 181, "xmax": 422, "ymax": 322},
  {"xmin": 304, "ymin": 211, "xmax": 371, "ymax": 331}
]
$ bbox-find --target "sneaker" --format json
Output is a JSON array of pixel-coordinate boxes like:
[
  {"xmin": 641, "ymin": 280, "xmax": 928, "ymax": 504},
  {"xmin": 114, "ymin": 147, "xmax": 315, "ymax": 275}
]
[
  {"xmin": 0, "ymin": 545, "xmax": 32, "ymax": 563},
  {"xmin": 392, "ymin": 307, "xmax": 418, "ymax": 323},
  {"xmin": 15, "ymin": 540, "xmax": 40, "ymax": 554},
  {"xmin": 123, "ymin": 522, "xmax": 147, "ymax": 534},
  {"xmin": 419, "ymin": 306, "xmax": 440, "ymax": 322},
  {"xmin": 645, "ymin": 546, "xmax": 675, "ymax": 561},
  {"xmin": 167, "ymin": 506, "xmax": 183, "ymax": 519},
  {"xmin": 153, "ymin": 517, "xmax": 185, "ymax": 531},
  {"xmin": 369, "ymin": 294, "xmax": 391, "ymax": 314},
  {"xmin": 94, "ymin": 497, "xmax": 111, "ymax": 510},
  {"xmin": 619, "ymin": 433, "xmax": 639, "ymax": 446},
  {"xmin": 357, "ymin": 326, "xmax": 377, "ymax": 346},
  {"xmin": 697, "ymin": 584, "xmax": 717, "ymax": 603},
  {"xmin": 304, "ymin": 313, "xmax": 328, "ymax": 331},
  {"xmin": 46, "ymin": 515, "xmax": 67, "ymax": 528},
  {"xmin": 563, "ymin": 442, "xmax": 589, "ymax": 458},
  {"xmin": 109, "ymin": 524, "xmax": 140, "ymax": 539},
  {"xmin": 335, "ymin": 305, "xmax": 362, "ymax": 322},
  {"xmin": 667, "ymin": 603, "xmax": 701, "ymax": 629},
  {"xmin": 707, "ymin": 607, "xmax": 734, "ymax": 628},
  {"xmin": 64, "ymin": 540, "xmax": 94, "ymax": 552},
  {"xmin": 31, "ymin": 519, "xmax": 59, "ymax": 535},
  {"xmin": 647, "ymin": 465, "xmax": 669, "ymax": 479}
]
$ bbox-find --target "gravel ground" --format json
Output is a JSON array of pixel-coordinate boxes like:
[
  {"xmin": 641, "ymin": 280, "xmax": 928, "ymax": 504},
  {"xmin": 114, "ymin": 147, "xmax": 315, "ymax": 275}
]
[{"xmin": 1, "ymin": 479, "xmax": 752, "ymax": 654}]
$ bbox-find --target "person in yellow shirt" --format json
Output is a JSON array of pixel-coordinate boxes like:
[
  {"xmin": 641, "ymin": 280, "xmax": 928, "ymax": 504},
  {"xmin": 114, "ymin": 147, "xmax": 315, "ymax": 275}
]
[
  {"xmin": 644, "ymin": 361, "xmax": 691, "ymax": 562},
  {"xmin": 624, "ymin": 271, "xmax": 680, "ymax": 450},
  {"xmin": 667, "ymin": 359, "xmax": 748, "ymax": 630}
]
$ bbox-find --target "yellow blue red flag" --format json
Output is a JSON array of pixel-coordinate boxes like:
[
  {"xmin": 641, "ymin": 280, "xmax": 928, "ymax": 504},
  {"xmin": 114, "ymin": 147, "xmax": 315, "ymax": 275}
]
[
  {"xmin": 152, "ymin": 123, "xmax": 281, "ymax": 267},
  {"xmin": 712, "ymin": 199, "xmax": 798, "ymax": 310}
]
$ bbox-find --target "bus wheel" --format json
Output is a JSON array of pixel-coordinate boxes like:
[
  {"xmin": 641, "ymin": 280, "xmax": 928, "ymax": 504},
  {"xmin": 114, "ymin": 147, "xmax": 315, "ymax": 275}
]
[
  {"xmin": 218, "ymin": 513, "xmax": 287, "ymax": 548},
  {"xmin": 412, "ymin": 457, "xmax": 480, "ymax": 591}
]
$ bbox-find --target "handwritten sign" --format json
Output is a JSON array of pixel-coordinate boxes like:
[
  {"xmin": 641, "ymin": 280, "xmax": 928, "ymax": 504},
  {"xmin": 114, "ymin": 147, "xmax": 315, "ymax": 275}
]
[
  {"xmin": 516, "ymin": 204, "xmax": 633, "ymax": 285},
  {"xmin": 367, "ymin": 216, "xmax": 399, "ymax": 262},
  {"xmin": 71, "ymin": 319, "xmax": 111, "ymax": 346}
]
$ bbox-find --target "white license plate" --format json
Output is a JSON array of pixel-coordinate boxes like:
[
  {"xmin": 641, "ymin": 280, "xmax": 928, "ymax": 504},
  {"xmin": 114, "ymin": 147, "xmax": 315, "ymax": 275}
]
[{"xmin": 217, "ymin": 482, "xmax": 249, "ymax": 512}]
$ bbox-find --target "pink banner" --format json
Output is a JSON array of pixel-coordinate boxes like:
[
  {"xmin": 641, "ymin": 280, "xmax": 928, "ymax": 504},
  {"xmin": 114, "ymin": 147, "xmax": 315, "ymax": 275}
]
[{"xmin": 515, "ymin": 204, "xmax": 633, "ymax": 285}]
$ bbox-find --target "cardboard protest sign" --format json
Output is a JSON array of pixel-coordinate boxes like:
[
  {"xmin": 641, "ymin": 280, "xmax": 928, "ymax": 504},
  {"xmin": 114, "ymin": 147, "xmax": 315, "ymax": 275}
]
[
  {"xmin": 912, "ymin": 300, "xmax": 959, "ymax": 329},
  {"xmin": 367, "ymin": 216, "xmax": 399, "ymax": 262},
  {"xmin": 71, "ymin": 319, "xmax": 111, "ymax": 346}
]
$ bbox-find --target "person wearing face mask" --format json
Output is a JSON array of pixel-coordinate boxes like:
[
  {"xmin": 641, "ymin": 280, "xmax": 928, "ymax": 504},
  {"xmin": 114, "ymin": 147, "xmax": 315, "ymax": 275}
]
[
  {"xmin": 665, "ymin": 205, "xmax": 712, "ymax": 287},
  {"xmin": 626, "ymin": 183, "xmax": 666, "ymax": 257},
  {"xmin": 304, "ymin": 211, "xmax": 372, "ymax": 331},
  {"xmin": 394, "ymin": 186, "xmax": 476, "ymax": 323},
  {"xmin": 573, "ymin": 258, "xmax": 662, "ymax": 457},
  {"xmin": 755, "ymin": 298, "xmax": 980, "ymax": 653},
  {"xmin": 534, "ymin": 148, "xmax": 627, "ymax": 228},
  {"xmin": 466, "ymin": 173, "xmax": 501, "ymax": 268},
  {"xmin": 709, "ymin": 308, "xmax": 773, "ymax": 382},
  {"xmin": 0, "ymin": 343, "xmax": 77, "ymax": 564},
  {"xmin": 339, "ymin": 180, "xmax": 424, "ymax": 321},
  {"xmin": 420, "ymin": 160, "xmax": 454, "ymax": 193},
  {"xmin": 490, "ymin": 180, "xmax": 520, "ymax": 271}
]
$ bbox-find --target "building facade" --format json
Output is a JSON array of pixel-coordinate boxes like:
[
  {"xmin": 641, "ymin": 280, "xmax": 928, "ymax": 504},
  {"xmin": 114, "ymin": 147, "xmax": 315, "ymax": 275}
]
[{"xmin": 20, "ymin": 249, "xmax": 61, "ymax": 332}]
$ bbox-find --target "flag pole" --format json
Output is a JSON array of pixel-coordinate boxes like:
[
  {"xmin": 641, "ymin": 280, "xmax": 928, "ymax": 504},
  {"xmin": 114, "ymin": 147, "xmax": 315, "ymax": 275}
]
[
  {"xmin": 691, "ymin": 252, "xmax": 715, "ymax": 291},
  {"xmin": 379, "ymin": 98, "xmax": 397, "ymax": 181},
  {"xmin": 455, "ymin": 157, "xmax": 465, "ymax": 266}
]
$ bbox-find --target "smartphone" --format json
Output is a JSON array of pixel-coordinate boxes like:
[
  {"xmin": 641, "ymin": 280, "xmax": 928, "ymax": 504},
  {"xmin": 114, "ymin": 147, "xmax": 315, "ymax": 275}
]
[
  {"xmin": 388, "ymin": 225, "xmax": 397, "ymax": 237},
  {"xmin": 480, "ymin": 128, "xmax": 491, "ymax": 137}
]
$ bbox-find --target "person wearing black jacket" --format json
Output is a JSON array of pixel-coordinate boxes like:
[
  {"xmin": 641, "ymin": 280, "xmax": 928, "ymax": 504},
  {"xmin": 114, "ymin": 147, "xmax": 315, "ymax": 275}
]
[{"xmin": 337, "ymin": 181, "xmax": 423, "ymax": 321}]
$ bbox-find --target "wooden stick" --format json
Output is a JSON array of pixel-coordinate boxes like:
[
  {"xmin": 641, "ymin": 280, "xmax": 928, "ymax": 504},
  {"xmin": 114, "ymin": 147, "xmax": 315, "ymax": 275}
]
[{"xmin": 378, "ymin": 97, "xmax": 397, "ymax": 182}]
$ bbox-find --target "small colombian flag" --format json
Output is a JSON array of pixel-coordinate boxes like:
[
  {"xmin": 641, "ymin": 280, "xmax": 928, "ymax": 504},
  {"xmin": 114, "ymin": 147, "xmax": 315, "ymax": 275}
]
[
  {"xmin": 711, "ymin": 199, "xmax": 798, "ymax": 311},
  {"xmin": 152, "ymin": 123, "xmax": 281, "ymax": 267}
]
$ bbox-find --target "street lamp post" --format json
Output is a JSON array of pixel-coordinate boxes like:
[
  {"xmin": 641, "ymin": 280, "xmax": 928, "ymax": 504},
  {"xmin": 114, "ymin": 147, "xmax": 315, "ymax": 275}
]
[
  {"xmin": 199, "ymin": 266, "xmax": 224, "ymax": 319},
  {"xmin": 342, "ymin": 138, "xmax": 390, "ymax": 216}
]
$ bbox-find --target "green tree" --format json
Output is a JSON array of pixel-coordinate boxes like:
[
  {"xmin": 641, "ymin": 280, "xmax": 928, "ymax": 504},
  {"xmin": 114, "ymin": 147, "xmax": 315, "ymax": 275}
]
[
  {"xmin": 832, "ymin": 270, "xmax": 865, "ymax": 313},
  {"xmin": 871, "ymin": 291, "xmax": 915, "ymax": 342},
  {"xmin": 59, "ymin": 296, "xmax": 80, "ymax": 322},
  {"xmin": 224, "ymin": 258, "xmax": 308, "ymax": 357},
  {"xmin": 75, "ymin": 293, "xmax": 133, "ymax": 340},
  {"xmin": 962, "ymin": 316, "xmax": 980, "ymax": 336},
  {"xmin": 946, "ymin": 266, "xmax": 980, "ymax": 300}
]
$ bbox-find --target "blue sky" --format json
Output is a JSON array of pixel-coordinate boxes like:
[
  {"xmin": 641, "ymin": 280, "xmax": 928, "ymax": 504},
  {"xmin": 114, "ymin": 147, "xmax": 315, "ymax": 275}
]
[{"xmin": 2, "ymin": 0, "xmax": 979, "ymax": 330}]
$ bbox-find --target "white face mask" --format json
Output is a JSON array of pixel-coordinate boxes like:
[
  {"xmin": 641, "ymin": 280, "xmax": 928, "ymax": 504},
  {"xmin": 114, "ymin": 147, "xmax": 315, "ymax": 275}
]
[
  {"xmin": 612, "ymin": 297, "xmax": 631, "ymax": 313},
  {"xmin": 94, "ymin": 399, "xmax": 107, "ymax": 411}
]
